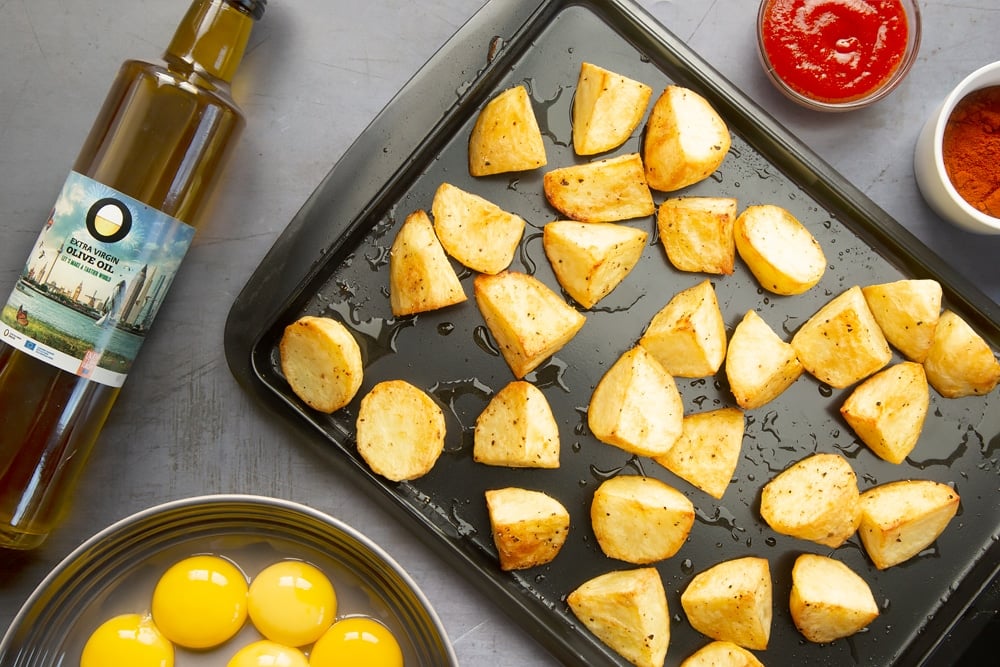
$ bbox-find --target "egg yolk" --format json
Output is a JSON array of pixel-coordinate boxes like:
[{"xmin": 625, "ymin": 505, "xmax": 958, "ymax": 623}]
[
  {"xmin": 151, "ymin": 554, "xmax": 249, "ymax": 649},
  {"xmin": 248, "ymin": 560, "xmax": 337, "ymax": 647},
  {"xmin": 227, "ymin": 640, "xmax": 310, "ymax": 667},
  {"xmin": 80, "ymin": 613, "xmax": 174, "ymax": 667},
  {"xmin": 308, "ymin": 616, "xmax": 403, "ymax": 667}
]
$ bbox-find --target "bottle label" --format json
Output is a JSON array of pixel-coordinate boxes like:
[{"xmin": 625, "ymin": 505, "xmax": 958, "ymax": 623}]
[{"xmin": 0, "ymin": 171, "xmax": 195, "ymax": 387}]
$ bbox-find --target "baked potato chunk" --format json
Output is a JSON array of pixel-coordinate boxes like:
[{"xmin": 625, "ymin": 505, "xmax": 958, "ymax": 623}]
[
  {"xmin": 484, "ymin": 487, "xmax": 570, "ymax": 571},
  {"xmin": 791, "ymin": 285, "xmax": 893, "ymax": 389},
  {"xmin": 389, "ymin": 209, "xmax": 467, "ymax": 316},
  {"xmin": 573, "ymin": 61, "xmax": 652, "ymax": 155},
  {"xmin": 789, "ymin": 554, "xmax": 879, "ymax": 643},
  {"xmin": 474, "ymin": 380, "xmax": 560, "ymax": 468},
  {"xmin": 543, "ymin": 153, "xmax": 655, "ymax": 223},
  {"xmin": 356, "ymin": 380, "xmax": 445, "ymax": 482},
  {"xmin": 679, "ymin": 641, "xmax": 764, "ymax": 667},
  {"xmin": 590, "ymin": 475, "xmax": 695, "ymax": 564},
  {"xmin": 858, "ymin": 479, "xmax": 960, "ymax": 570},
  {"xmin": 567, "ymin": 567, "xmax": 670, "ymax": 667},
  {"xmin": 639, "ymin": 279, "xmax": 727, "ymax": 378},
  {"xmin": 657, "ymin": 196, "xmax": 737, "ymax": 275},
  {"xmin": 680, "ymin": 556, "xmax": 772, "ymax": 651},
  {"xmin": 759, "ymin": 452, "xmax": 860, "ymax": 548},
  {"xmin": 862, "ymin": 279, "xmax": 942, "ymax": 363},
  {"xmin": 279, "ymin": 316, "xmax": 364, "ymax": 414},
  {"xmin": 431, "ymin": 182, "xmax": 525, "ymax": 275},
  {"xmin": 469, "ymin": 84, "xmax": 546, "ymax": 176},
  {"xmin": 474, "ymin": 271, "xmax": 586, "ymax": 379},
  {"xmin": 725, "ymin": 309, "xmax": 803, "ymax": 410},
  {"xmin": 654, "ymin": 407, "xmax": 744, "ymax": 499},
  {"xmin": 588, "ymin": 345, "xmax": 684, "ymax": 458},
  {"xmin": 840, "ymin": 361, "xmax": 930, "ymax": 464},
  {"xmin": 922, "ymin": 309, "xmax": 1000, "ymax": 398},
  {"xmin": 542, "ymin": 220, "xmax": 648, "ymax": 309},
  {"xmin": 644, "ymin": 85, "xmax": 731, "ymax": 192},
  {"xmin": 733, "ymin": 204, "xmax": 825, "ymax": 296}
]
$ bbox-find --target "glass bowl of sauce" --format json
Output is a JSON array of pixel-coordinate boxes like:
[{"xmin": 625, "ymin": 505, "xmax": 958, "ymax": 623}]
[{"xmin": 756, "ymin": 0, "xmax": 921, "ymax": 111}]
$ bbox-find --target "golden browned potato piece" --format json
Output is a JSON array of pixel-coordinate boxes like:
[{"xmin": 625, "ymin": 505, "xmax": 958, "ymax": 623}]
[
  {"xmin": 431, "ymin": 182, "xmax": 525, "ymax": 275},
  {"xmin": 469, "ymin": 85, "xmax": 546, "ymax": 176},
  {"xmin": 279, "ymin": 316, "xmax": 363, "ymax": 414},
  {"xmin": 542, "ymin": 220, "xmax": 648, "ymax": 309},
  {"xmin": 588, "ymin": 345, "xmax": 684, "ymax": 458},
  {"xmin": 389, "ymin": 209, "xmax": 467, "ymax": 316},
  {"xmin": 840, "ymin": 361, "xmax": 929, "ymax": 464},
  {"xmin": 657, "ymin": 197, "xmax": 737, "ymax": 275},
  {"xmin": 759, "ymin": 452, "xmax": 860, "ymax": 548},
  {"xmin": 791, "ymin": 286, "xmax": 893, "ymax": 389},
  {"xmin": 922, "ymin": 309, "xmax": 1000, "ymax": 398},
  {"xmin": 590, "ymin": 475, "xmax": 695, "ymax": 564},
  {"xmin": 567, "ymin": 567, "xmax": 670, "ymax": 667},
  {"xmin": 543, "ymin": 153, "xmax": 655, "ymax": 223},
  {"xmin": 680, "ymin": 556, "xmax": 772, "ymax": 651},
  {"xmin": 733, "ymin": 204, "xmax": 825, "ymax": 296},
  {"xmin": 573, "ymin": 62, "xmax": 652, "ymax": 155},
  {"xmin": 725, "ymin": 309, "xmax": 803, "ymax": 410},
  {"xmin": 484, "ymin": 487, "xmax": 570, "ymax": 571},
  {"xmin": 474, "ymin": 271, "xmax": 586, "ymax": 379},
  {"xmin": 789, "ymin": 554, "xmax": 879, "ymax": 643},
  {"xmin": 654, "ymin": 407, "xmax": 744, "ymax": 499},
  {"xmin": 858, "ymin": 479, "xmax": 960, "ymax": 570},
  {"xmin": 474, "ymin": 380, "xmax": 560, "ymax": 468},
  {"xmin": 644, "ymin": 85, "xmax": 731, "ymax": 192},
  {"xmin": 679, "ymin": 641, "xmax": 763, "ymax": 667},
  {"xmin": 862, "ymin": 279, "xmax": 942, "ymax": 363},
  {"xmin": 355, "ymin": 380, "xmax": 445, "ymax": 482},
  {"xmin": 639, "ymin": 279, "xmax": 727, "ymax": 378}
]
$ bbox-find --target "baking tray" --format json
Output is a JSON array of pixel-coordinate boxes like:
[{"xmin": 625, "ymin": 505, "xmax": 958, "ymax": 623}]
[{"xmin": 224, "ymin": 0, "xmax": 1000, "ymax": 665}]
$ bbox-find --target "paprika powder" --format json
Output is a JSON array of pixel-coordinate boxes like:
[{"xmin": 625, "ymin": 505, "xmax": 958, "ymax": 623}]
[{"xmin": 941, "ymin": 85, "xmax": 1000, "ymax": 218}]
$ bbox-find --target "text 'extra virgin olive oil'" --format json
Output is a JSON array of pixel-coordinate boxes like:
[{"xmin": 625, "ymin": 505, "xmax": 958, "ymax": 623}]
[{"xmin": 0, "ymin": 0, "xmax": 266, "ymax": 549}]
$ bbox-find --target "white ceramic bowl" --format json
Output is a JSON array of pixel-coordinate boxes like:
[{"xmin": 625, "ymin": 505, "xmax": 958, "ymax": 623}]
[{"xmin": 914, "ymin": 61, "xmax": 1000, "ymax": 234}]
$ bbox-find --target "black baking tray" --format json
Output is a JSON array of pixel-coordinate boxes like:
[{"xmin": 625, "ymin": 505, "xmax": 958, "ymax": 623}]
[{"xmin": 224, "ymin": 1, "xmax": 1000, "ymax": 665}]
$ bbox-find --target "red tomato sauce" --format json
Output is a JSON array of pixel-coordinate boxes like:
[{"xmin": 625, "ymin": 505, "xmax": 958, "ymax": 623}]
[{"xmin": 760, "ymin": 0, "xmax": 910, "ymax": 104}]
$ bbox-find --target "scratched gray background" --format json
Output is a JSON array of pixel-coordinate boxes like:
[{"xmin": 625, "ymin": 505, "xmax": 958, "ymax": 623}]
[{"xmin": 0, "ymin": 1, "xmax": 997, "ymax": 665}]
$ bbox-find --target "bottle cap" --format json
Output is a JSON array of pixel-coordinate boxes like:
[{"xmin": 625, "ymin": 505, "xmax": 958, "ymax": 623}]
[{"xmin": 228, "ymin": 0, "xmax": 266, "ymax": 20}]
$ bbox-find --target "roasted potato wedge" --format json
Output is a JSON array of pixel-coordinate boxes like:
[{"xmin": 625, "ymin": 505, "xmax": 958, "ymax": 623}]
[
  {"xmin": 759, "ymin": 452, "xmax": 860, "ymax": 548},
  {"xmin": 469, "ymin": 84, "xmax": 546, "ymax": 176},
  {"xmin": 791, "ymin": 285, "xmax": 893, "ymax": 389},
  {"xmin": 644, "ymin": 85, "xmax": 731, "ymax": 192},
  {"xmin": 680, "ymin": 556, "xmax": 772, "ymax": 651},
  {"xmin": 279, "ymin": 316, "xmax": 364, "ymax": 414},
  {"xmin": 733, "ymin": 204, "xmax": 825, "ymax": 296},
  {"xmin": 654, "ymin": 407, "xmax": 744, "ymax": 499},
  {"xmin": 573, "ymin": 62, "xmax": 652, "ymax": 155},
  {"xmin": 543, "ymin": 152, "xmax": 655, "ymax": 223},
  {"xmin": 725, "ymin": 309, "xmax": 803, "ymax": 410},
  {"xmin": 431, "ymin": 182, "xmax": 525, "ymax": 275},
  {"xmin": 679, "ymin": 641, "xmax": 764, "ymax": 667},
  {"xmin": 657, "ymin": 196, "xmax": 737, "ymax": 275},
  {"xmin": 474, "ymin": 380, "xmax": 560, "ymax": 468},
  {"xmin": 858, "ymin": 479, "xmax": 960, "ymax": 570},
  {"xmin": 542, "ymin": 220, "xmax": 647, "ymax": 309},
  {"xmin": 922, "ymin": 309, "xmax": 1000, "ymax": 398},
  {"xmin": 567, "ymin": 567, "xmax": 670, "ymax": 667},
  {"xmin": 356, "ymin": 380, "xmax": 445, "ymax": 481},
  {"xmin": 484, "ymin": 487, "xmax": 570, "ymax": 571},
  {"xmin": 588, "ymin": 345, "xmax": 684, "ymax": 458},
  {"xmin": 474, "ymin": 271, "xmax": 586, "ymax": 379},
  {"xmin": 590, "ymin": 475, "xmax": 695, "ymax": 564},
  {"xmin": 789, "ymin": 554, "xmax": 879, "ymax": 643},
  {"xmin": 389, "ymin": 209, "xmax": 467, "ymax": 316},
  {"xmin": 639, "ymin": 279, "xmax": 727, "ymax": 378},
  {"xmin": 862, "ymin": 279, "xmax": 942, "ymax": 363},
  {"xmin": 840, "ymin": 361, "xmax": 929, "ymax": 464}
]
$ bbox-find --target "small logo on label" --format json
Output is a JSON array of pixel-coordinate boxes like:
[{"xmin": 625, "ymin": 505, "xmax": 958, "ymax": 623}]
[
  {"xmin": 24, "ymin": 340, "xmax": 36, "ymax": 351},
  {"xmin": 87, "ymin": 198, "xmax": 133, "ymax": 243}
]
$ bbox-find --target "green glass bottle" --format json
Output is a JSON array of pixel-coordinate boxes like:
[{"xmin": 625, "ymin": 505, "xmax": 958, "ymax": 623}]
[{"xmin": 0, "ymin": 0, "xmax": 266, "ymax": 549}]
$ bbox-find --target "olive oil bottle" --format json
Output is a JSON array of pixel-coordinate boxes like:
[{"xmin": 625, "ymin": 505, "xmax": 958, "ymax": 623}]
[{"xmin": 0, "ymin": 0, "xmax": 266, "ymax": 549}]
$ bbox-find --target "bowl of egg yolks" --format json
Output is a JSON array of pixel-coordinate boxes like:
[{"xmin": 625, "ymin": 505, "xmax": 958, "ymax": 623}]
[{"xmin": 0, "ymin": 494, "xmax": 458, "ymax": 666}]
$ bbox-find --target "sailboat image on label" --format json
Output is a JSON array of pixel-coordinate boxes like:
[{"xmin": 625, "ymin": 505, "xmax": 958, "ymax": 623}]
[{"xmin": 96, "ymin": 279, "xmax": 126, "ymax": 327}]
